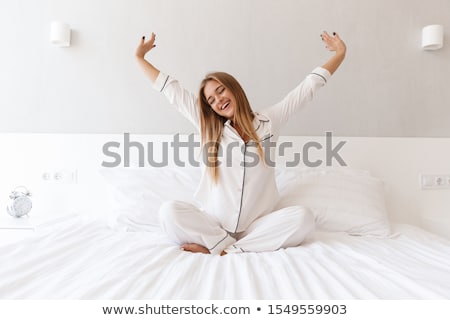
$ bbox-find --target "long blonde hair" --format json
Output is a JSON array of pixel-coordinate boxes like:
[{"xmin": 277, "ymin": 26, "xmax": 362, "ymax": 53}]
[{"xmin": 198, "ymin": 72, "xmax": 264, "ymax": 183}]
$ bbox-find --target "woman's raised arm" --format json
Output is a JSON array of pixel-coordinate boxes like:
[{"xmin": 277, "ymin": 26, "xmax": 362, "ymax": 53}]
[
  {"xmin": 135, "ymin": 33, "xmax": 160, "ymax": 83},
  {"xmin": 320, "ymin": 31, "xmax": 346, "ymax": 75}
]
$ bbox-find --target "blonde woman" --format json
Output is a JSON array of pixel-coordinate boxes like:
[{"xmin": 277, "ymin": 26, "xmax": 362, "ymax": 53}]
[{"xmin": 136, "ymin": 31, "xmax": 346, "ymax": 255}]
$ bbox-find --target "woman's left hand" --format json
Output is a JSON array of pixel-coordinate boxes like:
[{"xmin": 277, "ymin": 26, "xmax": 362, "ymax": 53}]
[{"xmin": 321, "ymin": 31, "xmax": 346, "ymax": 56}]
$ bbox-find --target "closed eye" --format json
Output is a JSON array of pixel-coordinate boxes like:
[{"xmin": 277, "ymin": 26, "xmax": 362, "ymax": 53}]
[{"xmin": 207, "ymin": 85, "xmax": 225, "ymax": 106}]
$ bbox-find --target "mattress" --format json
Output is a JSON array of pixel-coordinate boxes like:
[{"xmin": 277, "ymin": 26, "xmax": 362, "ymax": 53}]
[{"xmin": 0, "ymin": 215, "xmax": 449, "ymax": 299}]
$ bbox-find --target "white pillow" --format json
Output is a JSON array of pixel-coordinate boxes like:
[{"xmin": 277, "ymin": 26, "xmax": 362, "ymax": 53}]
[
  {"xmin": 275, "ymin": 168, "xmax": 391, "ymax": 237},
  {"xmin": 101, "ymin": 166, "xmax": 390, "ymax": 237},
  {"xmin": 100, "ymin": 167, "xmax": 200, "ymax": 231}
]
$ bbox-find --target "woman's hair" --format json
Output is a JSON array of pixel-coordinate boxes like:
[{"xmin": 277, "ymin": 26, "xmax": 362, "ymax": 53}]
[{"xmin": 198, "ymin": 72, "xmax": 264, "ymax": 183}]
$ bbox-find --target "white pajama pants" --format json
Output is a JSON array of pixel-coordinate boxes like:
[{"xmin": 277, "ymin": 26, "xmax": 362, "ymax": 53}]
[{"xmin": 158, "ymin": 200, "xmax": 315, "ymax": 255}]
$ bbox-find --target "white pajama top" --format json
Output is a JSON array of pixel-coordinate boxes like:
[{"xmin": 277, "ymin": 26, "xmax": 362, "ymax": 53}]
[{"xmin": 152, "ymin": 67, "xmax": 331, "ymax": 233}]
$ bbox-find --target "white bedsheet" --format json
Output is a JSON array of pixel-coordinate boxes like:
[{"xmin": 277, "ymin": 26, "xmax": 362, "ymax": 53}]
[{"xmin": 0, "ymin": 215, "xmax": 449, "ymax": 299}]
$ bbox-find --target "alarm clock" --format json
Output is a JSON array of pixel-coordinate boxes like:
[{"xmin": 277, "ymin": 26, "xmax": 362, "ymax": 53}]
[{"xmin": 6, "ymin": 186, "xmax": 32, "ymax": 218}]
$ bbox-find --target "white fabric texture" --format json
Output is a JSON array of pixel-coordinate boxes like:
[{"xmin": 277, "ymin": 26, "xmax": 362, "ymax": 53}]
[
  {"xmin": 159, "ymin": 200, "xmax": 315, "ymax": 254},
  {"xmin": 275, "ymin": 168, "xmax": 391, "ymax": 237},
  {"xmin": 100, "ymin": 167, "xmax": 200, "ymax": 231},
  {"xmin": 0, "ymin": 216, "xmax": 449, "ymax": 299},
  {"xmin": 102, "ymin": 166, "xmax": 391, "ymax": 237},
  {"xmin": 159, "ymin": 200, "xmax": 235, "ymax": 255}
]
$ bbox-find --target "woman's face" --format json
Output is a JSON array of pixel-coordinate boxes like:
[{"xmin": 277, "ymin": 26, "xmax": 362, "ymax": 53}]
[{"xmin": 203, "ymin": 79, "xmax": 236, "ymax": 120}]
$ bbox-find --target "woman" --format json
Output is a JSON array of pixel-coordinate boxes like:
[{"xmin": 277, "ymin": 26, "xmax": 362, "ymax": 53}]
[{"xmin": 136, "ymin": 31, "xmax": 346, "ymax": 255}]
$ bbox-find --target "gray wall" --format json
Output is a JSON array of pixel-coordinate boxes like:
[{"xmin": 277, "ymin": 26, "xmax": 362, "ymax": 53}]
[{"xmin": 1, "ymin": 0, "xmax": 449, "ymax": 137}]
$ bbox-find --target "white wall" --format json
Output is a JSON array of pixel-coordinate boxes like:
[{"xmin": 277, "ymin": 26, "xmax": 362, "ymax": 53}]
[{"xmin": 0, "ymin": 0, "xmax": 449, "ymax": 136}]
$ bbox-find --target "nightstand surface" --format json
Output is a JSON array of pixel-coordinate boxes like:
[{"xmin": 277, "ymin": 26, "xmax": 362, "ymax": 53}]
[{"xmin": 0, "ymin": 215, "xmax": 37, "ymax": 230}]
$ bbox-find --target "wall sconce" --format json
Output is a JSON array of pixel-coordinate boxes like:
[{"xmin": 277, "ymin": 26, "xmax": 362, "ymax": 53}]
[
  {"xmin": 422, "ymin": 25, "xmax": 444, "ymax": 50},
  {"xmin": 49, "ymin": 21, "xmax": 71, "ymax": 47}
]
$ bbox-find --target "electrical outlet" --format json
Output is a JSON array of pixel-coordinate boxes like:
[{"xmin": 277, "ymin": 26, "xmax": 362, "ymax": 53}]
[
  {"xmin": 41, "ymin": 170, "xmax": 78, "ymax": 184},
  {"xmin": 420, "ymin": 174, "xmax": 450, "ymax": 190}
]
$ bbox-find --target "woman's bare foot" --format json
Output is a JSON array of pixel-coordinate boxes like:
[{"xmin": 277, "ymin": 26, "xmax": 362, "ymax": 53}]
[{"xmin": 181, "ymin": 243, "xmax": 210, "ymax": 254}]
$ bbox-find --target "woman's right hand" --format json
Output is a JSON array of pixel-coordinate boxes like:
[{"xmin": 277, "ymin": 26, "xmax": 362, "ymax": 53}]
[
  {"xmin": 135, "ymin": 32, "xmax": 156, "ymax": 59},
  {"xmin": 135, "ymin": 32, "xmax": 160, "ymax": 83}
]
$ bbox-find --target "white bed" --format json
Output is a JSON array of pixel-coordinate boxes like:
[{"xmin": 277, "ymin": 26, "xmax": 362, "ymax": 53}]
[
  {"xmin": 1, "ymin": 166, "xmax": 450, "ymax": 299},
  {"xmin": 0, "ymin": 217, "xmax": 449, "ymax": 299}
]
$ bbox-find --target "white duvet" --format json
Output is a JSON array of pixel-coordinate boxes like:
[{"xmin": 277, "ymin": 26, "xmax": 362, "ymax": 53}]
[{"xmin": 0, "ymin": 215, "xmax": 449, "ymax": 299}]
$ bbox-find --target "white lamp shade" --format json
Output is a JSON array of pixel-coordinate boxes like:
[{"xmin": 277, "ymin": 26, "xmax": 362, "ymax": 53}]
[
  {"xmin": 50, "ymin": 21, "xmax": 71, "ymax": 47},
  {"xmin": 422, "ymin": 24, "xmax": 444, "ymax": 50}
]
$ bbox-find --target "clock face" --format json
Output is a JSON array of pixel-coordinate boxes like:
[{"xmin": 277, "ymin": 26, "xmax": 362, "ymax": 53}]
[{"xmin": 13, "ymin": 196, "xmax": 32, "ymax": 217}]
